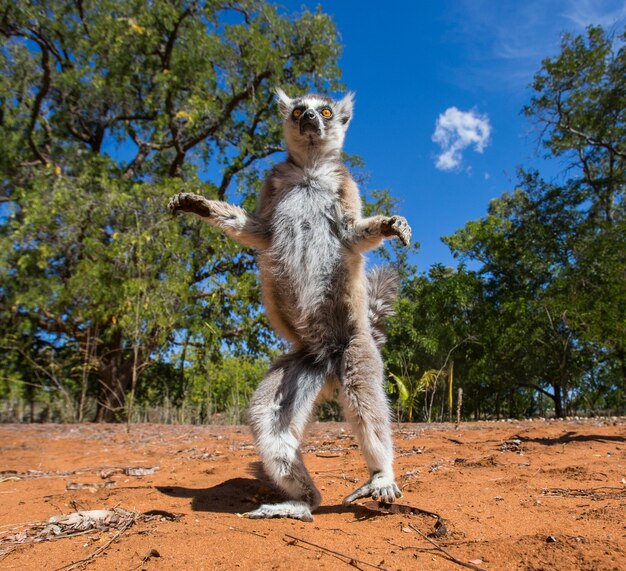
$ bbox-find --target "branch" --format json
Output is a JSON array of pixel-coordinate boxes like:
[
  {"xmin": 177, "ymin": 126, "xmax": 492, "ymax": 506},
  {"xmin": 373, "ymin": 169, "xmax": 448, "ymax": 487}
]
[
  {"xmin": 215, "ymin": 91, "xmax": 282, "ymax": 198},
  {"xmin": 156, "ymin": 8, "xmax": 193, "ymax": 178},
  {"xmin": 159, "ymin": 8, "xmax": 191, "ymax": 70},
  {"xmin": 166, "ymin": 89, "xmax": 185, "ymax": 176},
  {"xmin": 25, "ymin": 37, "xmax": 52, "ymax": 164},
  {"xmin": 552, "ymin": 96, "xmax": 625, "ymax": 159},
  {"xmin": 576, "ymin": 146, "xmax": 602, "ymax": 199},
  {"xmin": 122, "ymin": 136, "xmax": 151, "ymax": 180},
  {"xmin": 181, "ymin": 70, "xmax": 273, "ymax": 152},
  {"xmin": 2, "ymin": 344, "xmax": 74, "ymax": 409},
  {"xmin": 115, "ymin": 112, "xmax": 158, "ymax": 122},
  {"xmin": 408, "ymin": 524, "xmax": 487, "ymax": 571},
  {"xmin": 65, "ymin": 103, "xmax": 94, "ymax": 144},
  {"xmin": 557, "ymin": 121, "xmax": 626, "ymax": 160},
  {"xmin": 437, "ymin": 336, "xmax": 479, "ymax": 379},
  {"xmin": 168, "ymin": 70, "xmax": 273, "ymax": 177},
  {"xmin": 217, "ymin": 145, "xmax": 282, "ymax": 199},
  {"xmin": 35, "ymin": 305, "xmax": 73, "ymax": 336},
  {"xmin": 193, "ymin": 256, "xmax": 256, "ymax": 284},
  {"xmin": 517, "ymin": 382, "xmax": 555, "ymax": 400},
  {"xmin": 73, "ymin": 0, "xmax": 90, "ymax": 37}
]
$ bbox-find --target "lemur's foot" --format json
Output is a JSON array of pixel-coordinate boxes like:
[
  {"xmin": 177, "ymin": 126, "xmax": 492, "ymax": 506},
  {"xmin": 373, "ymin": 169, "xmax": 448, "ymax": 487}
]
[
  {"xmin": 168, "ymin": 192, "xmax": 213, "ymax": 218},
  {"xmin": 342, "ymin": 473, "xmax": 402, "ymax": 506},
  {"xmin": 241, "ymin": 501, "xmax": 314, "ymax": 522},
  {"xmin": 381, "ymin": 215, "xmax": 412, "ymax": 246}
]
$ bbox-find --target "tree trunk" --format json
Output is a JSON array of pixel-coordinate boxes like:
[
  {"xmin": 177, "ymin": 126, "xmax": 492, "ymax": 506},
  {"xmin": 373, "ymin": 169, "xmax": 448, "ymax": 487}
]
[
  {"xmin": 495, "ymin": 390, "xmax": 501, "ymax": 420},
  {"xmin": 553, "ymin": 382, "xmax": 564, "ymax": 418},
  {"xmin": 94, "ymin": 332, "xmax": 134, "ymax": 422},
  {"xmin": 616, "ymin": 348, "xmax": 626, "ymax": 414}
]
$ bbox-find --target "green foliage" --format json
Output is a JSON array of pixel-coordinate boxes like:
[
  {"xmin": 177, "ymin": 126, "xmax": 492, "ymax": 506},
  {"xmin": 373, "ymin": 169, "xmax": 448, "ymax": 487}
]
[
  {"xmin": 362, "ymin": 186, "xmax": 419, "ymax": 278},
  {"xmin": 384, "ymin": 265, "xmax": 481, "ymax": 421},
  {"xmin": 131, "ymin": 353, "xmax": 270, "ymax": 424},
  {"xmin": 2, "ymin": 7, "xmax": 623, "ymax": 424},
  {"xmin": 0, "ymin": 0, "xmax": 343, "ymax": 421},
  {"xmin": 442, "ymin": 25, "xmax": 626, "ymax": 418},
  {"xmin": 387, "ymin": 369, "xmax": 445, "ymax": 422},
  {"xmin": 384, "ymin": 25, "xmax": 625, "ymax": 421}
]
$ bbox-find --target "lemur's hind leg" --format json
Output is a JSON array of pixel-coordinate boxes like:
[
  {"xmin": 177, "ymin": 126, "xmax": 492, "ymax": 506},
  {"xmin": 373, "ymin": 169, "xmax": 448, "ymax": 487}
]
[
  {"xmin": 246, "ymin": 352, "xmax": 327, "ymax": 521},
  {"xmin": 339, "ymin": 333, "xmax": 402, "ymax": 506}
]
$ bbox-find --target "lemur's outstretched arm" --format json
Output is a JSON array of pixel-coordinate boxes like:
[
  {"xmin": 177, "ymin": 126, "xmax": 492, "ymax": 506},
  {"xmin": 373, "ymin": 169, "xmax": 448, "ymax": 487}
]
[
  {"xmin": 347, "ymin": 215, "xmax": 412, "ymax": 253},
  {"xmin": 168, "ymin": 192, "xmax": 270, "ymax": 250},
  {"xmin": 337, "ymin": 171, "xmax": 412, "ymax": 253}
]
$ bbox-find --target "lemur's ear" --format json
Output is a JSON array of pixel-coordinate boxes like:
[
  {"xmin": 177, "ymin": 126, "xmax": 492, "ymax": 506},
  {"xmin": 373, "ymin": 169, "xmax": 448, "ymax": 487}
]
[
  {"xmin": 275, "ymin": 88, "xmax": 293, "ymax": 118},
  {"xmin": 336, "ymin": 92, "xmax": 354, "ymax": 125}
]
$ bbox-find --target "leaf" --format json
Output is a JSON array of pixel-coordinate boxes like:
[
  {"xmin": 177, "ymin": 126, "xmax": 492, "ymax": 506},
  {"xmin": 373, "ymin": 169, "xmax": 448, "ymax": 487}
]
[
  {"xmin": 388, "ymin": 372, "xmax": 409, "ymax": 401},
  {"xmin": 175, "ymin": 110, "xmax": 194, "ymax": 125},
  {"xmin": 123, "ymin": 466, "xmax": 160, "ymax": 476},
  {"xmin": 127, "ymin": 18, "xmax": 145, "ymax": 34}
]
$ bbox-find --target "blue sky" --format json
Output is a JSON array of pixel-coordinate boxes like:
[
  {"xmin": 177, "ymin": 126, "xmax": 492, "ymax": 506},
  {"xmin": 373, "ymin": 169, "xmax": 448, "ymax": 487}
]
[{"xmin": 284, "ymin": 0, "xmax": 626, "ymax": 272}]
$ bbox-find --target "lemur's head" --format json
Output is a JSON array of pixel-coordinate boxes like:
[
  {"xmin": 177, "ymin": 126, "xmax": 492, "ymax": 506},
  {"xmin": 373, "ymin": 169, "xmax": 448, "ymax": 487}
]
[{"xmin": 276, "ymin": 88, "xmax": 354, "ymax": 161}]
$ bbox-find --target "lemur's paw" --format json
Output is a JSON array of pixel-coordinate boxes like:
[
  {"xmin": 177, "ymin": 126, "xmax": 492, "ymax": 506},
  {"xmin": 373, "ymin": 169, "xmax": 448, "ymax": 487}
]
[
  {"xmin": 383, "ymin": 215, "xmax": 412, "ymax": 247},
  {"xmin": 241, "ymin": 501, "xmax": 314, "ymax": 522},
  {"xmin": 167, "ymin": 192, "xmax": 212, "ymax": 217},
  {"xmin": 167, "ymin": 192, "xmax": 193, "ymax": 215},
  {"xmin": 342, "ymin": 473, "xmax": 402, "ymax": 506}
]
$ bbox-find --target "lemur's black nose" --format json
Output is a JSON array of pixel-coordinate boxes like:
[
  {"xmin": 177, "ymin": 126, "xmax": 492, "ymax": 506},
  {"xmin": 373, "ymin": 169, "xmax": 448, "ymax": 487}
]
[{"xmin": 303, "ymin": 109, "xmax": 315, "ymax": 119}]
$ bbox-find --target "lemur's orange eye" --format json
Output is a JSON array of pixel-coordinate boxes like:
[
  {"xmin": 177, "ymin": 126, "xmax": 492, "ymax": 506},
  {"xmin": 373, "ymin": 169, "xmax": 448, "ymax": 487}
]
[
  {"xmin": 292, "ymin": 108, "xmax": 302, "ymax": 118},
  {"xmin": 321, "ymin": 108, "xmax": 333, "ymax": 118}
]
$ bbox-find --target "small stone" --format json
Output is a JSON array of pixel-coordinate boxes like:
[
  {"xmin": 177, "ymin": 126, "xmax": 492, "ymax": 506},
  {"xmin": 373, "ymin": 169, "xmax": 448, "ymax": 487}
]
[{"xmin": 546, "ymin": 535, "xmax": 557, "ymax": 543}]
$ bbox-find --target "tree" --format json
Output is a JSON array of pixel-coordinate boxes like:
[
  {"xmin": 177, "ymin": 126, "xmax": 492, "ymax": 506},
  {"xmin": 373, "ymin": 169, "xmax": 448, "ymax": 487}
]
[
  {"xmin": 443, "ymin": 25, "xmax": 626, "ymax": 417},
  {"xmin": 0, "ymin": 0, "xmax": 343, "ymax": 420},
  {"xmin": 385, "ymin": 264, "xmax": 482, "ymax": 421},
  {"xmin": 525, "ymin": 25, "xmax": 626, "ymax": 407}
]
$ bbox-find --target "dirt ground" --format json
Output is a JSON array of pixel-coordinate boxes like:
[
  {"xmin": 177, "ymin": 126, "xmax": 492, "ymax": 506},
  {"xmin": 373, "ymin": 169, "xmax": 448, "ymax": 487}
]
[{"xmin": 0, "ymin": 419, "xmax": 624, "ymax": 571}]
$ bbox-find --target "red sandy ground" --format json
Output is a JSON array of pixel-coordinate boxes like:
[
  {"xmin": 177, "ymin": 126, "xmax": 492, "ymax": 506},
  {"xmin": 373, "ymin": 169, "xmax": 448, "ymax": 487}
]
[{"xmin": 0, "ymin": 419, "xmax": 624, "ymax": 571}]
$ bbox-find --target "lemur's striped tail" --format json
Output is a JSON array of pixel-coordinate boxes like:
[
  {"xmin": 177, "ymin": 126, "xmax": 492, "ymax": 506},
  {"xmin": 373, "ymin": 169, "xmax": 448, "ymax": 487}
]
[{"xmin": 366, "ymin": 266, "xmax": 400, "ymax": 348}]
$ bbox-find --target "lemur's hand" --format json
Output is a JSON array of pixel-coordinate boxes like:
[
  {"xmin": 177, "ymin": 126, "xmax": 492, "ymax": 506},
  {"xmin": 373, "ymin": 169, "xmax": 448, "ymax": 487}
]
[
  {"xmin": 381, "ymin": 215, "xmax": 412, "ymax": 247},
  {"xmin": 168, "ymin": 192, "xmax": 213, "ymax": 218}
]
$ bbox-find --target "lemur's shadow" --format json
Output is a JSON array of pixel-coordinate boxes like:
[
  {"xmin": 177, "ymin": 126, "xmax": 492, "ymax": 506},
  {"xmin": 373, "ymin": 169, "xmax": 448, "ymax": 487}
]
[
  {"xmin": 156, "ymin": 476, "xmax": 379, "ymax": 519},
  {"xmin": 157, "ymin": 477, "xmax": 275, "ymax": 514}
]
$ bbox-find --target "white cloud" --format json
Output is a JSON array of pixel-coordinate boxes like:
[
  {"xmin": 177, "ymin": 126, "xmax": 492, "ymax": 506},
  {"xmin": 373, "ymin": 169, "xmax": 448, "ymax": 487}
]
[
  {"xmin": 447, "ymin": 0, "xmax": 626, "ymax": 91},
  {"xmin": 432, "ymin": 107, "xmax": 491, "ymax": 171},
  {"xmin": 563, "ymin": 0, "xmax": 626, "ymax": 29}
]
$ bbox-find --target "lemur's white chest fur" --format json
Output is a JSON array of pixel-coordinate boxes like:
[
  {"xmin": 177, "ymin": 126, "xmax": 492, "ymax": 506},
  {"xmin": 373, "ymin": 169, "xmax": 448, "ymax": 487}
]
[
  {"xmin": 267, "ymin": 162, "xmax": 346, "ymax": 331},
  {"xmin": 277, "ymin": 161, "xmax": 343, "ymax": 195}
]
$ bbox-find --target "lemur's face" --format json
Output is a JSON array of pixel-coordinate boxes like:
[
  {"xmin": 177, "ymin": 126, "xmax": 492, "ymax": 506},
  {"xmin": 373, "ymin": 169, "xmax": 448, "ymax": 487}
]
[{"xmin": 276, "ymin": 89, "xmax": 353, "ymax": 155}]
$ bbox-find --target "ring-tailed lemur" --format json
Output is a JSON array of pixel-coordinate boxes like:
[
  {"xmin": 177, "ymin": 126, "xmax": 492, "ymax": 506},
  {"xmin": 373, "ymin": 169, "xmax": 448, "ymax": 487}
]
[{"xmin": 168, "ymin": 88, "xmax": 411, "ymax": 521}]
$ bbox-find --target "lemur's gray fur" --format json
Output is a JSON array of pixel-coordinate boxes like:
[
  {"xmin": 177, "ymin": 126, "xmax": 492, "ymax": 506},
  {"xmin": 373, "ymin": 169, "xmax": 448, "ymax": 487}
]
[{"xmin": 168, "ymin": 88, "xmax": 412, "ymax": 522}]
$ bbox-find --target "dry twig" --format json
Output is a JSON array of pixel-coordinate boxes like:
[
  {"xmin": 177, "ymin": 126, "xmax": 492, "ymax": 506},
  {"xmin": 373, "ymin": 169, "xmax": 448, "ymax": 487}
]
[
  {"xmin": 542, "ymin": 486, "xmax": 626, "ymax": 500},
  {"xmin": 362, "ymin": 501, "xmax": 448, "ymax": 537},
  {"xmin": 54, "ymin": 514, "xmax": 137, "ymax": 571},
  {"xmin": 408, "ymin": 523, "xmax": 486, "ymax": 571},
  {"xmin": 284, "ymin": 534, "xmax": 388, "ymax": 570},
  {"xmin": 211, "ymin": 520, "xmax": 266, "ymax": 538}
]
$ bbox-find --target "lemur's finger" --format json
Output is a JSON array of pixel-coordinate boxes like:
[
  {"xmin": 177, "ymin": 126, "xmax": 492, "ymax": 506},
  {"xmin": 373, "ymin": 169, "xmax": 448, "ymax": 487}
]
[
  {"xmin": 378, "ymin": 482, "xmax": 403, "ymax": 503},
  {"xmin": 168, "ymin": 192, "xmax": 193, "ymax": 215},
  {"xmin": 342, "ymin": 484, "xmax": 373, "ymax": 506},
  {"xmin": 167, "ymin": 195, "xmax": 181, "ymax": 216},
  {"xmin": 391, "ymin": 216, "xmax": 412, "ymax": 247}
]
